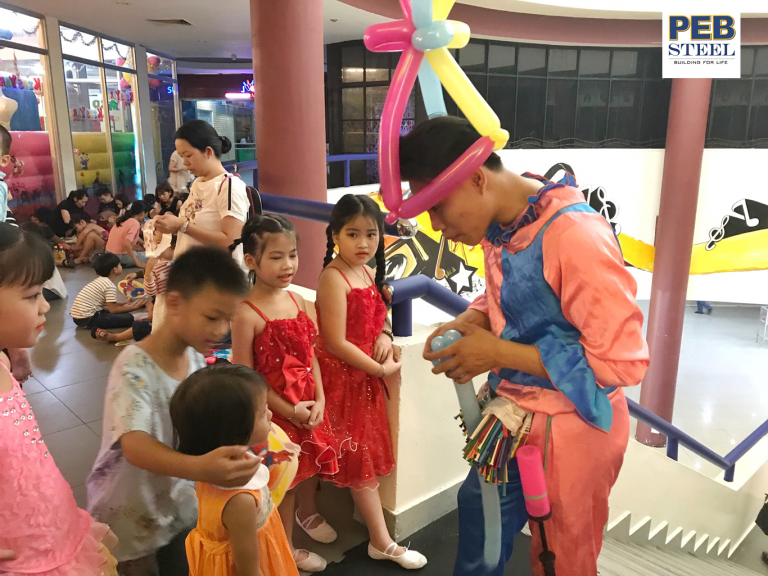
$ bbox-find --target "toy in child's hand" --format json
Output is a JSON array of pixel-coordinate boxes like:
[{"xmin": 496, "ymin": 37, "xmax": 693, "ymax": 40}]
[
  {"xmin": 118, "ymin": 279, "xmax": 144, "ymax": 299},
  {"xmin": 431, "ymin": 329, "xmax": 502, "ymax": 568},
  {"xmin": 251, "ymin": 424, "xmax": 299, "ymax": 507}
]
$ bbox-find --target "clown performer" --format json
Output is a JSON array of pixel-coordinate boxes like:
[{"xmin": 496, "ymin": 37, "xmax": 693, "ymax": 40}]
[{"xmin": 402, "ymin": 117, "xmax": 649, "ymax": 576}]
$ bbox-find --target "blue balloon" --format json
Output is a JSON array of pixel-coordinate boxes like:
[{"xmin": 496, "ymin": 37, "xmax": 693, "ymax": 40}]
[
  {"xmin": 411, "ymin": 0, "xmax": 433, "ymax": 30},
  {"xmin": 0, "ymin": 30, "xmax": 13, "ymax": 41},
  {"xmin": 431, "ymin": 330, "xmax": 502, "ymax": 567},
  {"xmin": 412, "ymin": 20, "xmax": 455, "ymax": 52},
  {"xmin": 417, "ymin": 59, "xmax": 447, "ymax": 119}
]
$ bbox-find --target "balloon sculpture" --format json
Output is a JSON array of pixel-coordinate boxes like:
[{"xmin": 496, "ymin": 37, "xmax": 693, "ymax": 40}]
[
  {"xmin": 431, "ymin": 330, "xmax": 501, "ymax": 567},
  {"xmin": 364, "ymin": 0, "xmax": 510, "ymax": 224}
]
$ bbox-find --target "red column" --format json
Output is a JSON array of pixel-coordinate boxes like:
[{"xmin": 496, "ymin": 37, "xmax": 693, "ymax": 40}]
[
  {"xmin": 636, "ymin": 78, "xmax": 712, "ymax": 447},
  {"xmin": 250, "ymin": 0, "xmax": 327, "ymax": 289}
]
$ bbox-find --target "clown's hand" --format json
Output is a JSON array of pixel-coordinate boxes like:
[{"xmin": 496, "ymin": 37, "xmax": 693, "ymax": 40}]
[{"xmin": 423, "ymin": 322, "xmax": 501, "ymax": 384}]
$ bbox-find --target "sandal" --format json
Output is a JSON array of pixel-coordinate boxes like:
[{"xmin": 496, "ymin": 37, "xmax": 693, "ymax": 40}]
[
  {"xmin": 296, "ymin": 509, "xmax": 337, "ymax": 544},
  {"xmin": 62, "ymin": 257, "xmax": 75, "ymax": 269},
  {"xmin": 90, "ymin": 328, "xmax": 110, "ymax": 342}
]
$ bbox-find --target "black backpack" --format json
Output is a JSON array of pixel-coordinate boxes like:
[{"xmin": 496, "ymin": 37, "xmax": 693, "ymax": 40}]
[{"xmin": 217, "ymin": 174, "xmax": 262, "ymax": 219}]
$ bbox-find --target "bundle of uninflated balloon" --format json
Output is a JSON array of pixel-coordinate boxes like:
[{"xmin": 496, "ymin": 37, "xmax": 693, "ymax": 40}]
[
  {"xmin": 364, "ymin": 0, "xmax": 509, "ymax": 224},
  {"xmin": 463, "ymin": 412, "xmax": 528, "ymax": 492}
]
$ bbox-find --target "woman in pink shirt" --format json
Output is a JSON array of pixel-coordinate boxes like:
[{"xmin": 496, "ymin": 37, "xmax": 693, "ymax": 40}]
[{"xmin": 105, "ymin": 201, "xmax": 149, "ymax": 269}]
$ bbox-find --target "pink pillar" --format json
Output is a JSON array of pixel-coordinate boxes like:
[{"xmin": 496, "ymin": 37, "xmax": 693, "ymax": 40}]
[
  {"xmin": 250, "ymin": 0, "xmax": 327, "ymax": 289},
  {"xmin": 636, "ymin": 78, "xmax": 712, "ymax": 447}
]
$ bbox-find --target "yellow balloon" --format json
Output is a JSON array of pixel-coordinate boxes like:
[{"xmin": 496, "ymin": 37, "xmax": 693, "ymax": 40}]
[
  {"xmin": 433, "ymin": 0, "xmax": 456, "ymax": 22},
  {"xmin": 265, "ymin": 423, "xmax": 299, "ymax": 507},
  {"xmin": 446, "ymin": 21, "xmax": 470, "ymax": 49},
  {"xmin": 425, "ymin": 48, "xmax": 510, "ymax": 150}
]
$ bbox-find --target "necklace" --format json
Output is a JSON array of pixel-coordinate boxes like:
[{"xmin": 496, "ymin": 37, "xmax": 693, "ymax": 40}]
[{"xmin": 337, "ymin": 255, "xmax": 371, "ymax": 287}]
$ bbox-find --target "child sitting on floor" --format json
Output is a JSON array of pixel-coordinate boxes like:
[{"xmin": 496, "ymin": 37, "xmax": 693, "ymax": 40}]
[
  {"xmin": 71, "ymin": 214, "xmax": 108, "ymax": 264},
  {"xmin": 70, "ymin": 252, "xmax": 146, "ymax": 330},
  {"xmin": 86, "ymin": 247, "xmax": 258, "ymax": 573},
  {"xmin": 170, "ymin": 363, "xmax": 300, "ymax": 576},
  {"xmin": 92, "ymin": 238, "xmax": 174, "ymax": 344}
]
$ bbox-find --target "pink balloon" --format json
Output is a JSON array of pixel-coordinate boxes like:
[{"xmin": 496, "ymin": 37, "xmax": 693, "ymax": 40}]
[
  {"xmin": 147, "ymin": 55, "xmax": 160, "ymax": 67},
  {"xmin": 516, "ymin": 445, "xmax": 552, "ymax": 520},
  {"xmin": 385, "ymin": 136, "xmax": 494, "ymax": 224},
  {"xmin": 364, "ymin": 20, "xmax": 415, "ymax": 53},
  {"xmin": 399, "ymin": 0, "xmax": 412, "ymax": 21},
  {"xmin": 379, "ymin": 45, "xmax": 423, "ymax": 220}
]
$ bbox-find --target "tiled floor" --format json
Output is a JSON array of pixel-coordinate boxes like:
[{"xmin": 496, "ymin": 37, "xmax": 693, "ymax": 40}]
[{"xmin": 21, "ymin": 266, "xmax": 768, "ymax": 570}]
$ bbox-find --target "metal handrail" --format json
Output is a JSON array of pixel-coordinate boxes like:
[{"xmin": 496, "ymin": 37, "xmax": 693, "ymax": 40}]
[
  {"xmin": 224, "ymin": 153, "xmax": 378, "ymax": 190},
  {"xmin": 387, "ymin": 274, "xmax": 768, "ymax": 483}
]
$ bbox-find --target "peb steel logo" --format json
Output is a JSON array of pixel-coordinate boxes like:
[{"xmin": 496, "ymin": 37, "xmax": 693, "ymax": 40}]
[{"xmin": 662, "ymin": 14, "xmax": 741, "ymax": 78}]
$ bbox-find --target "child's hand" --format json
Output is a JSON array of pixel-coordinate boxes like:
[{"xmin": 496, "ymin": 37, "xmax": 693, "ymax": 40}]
[
  {"xmin": 304, "ymin": 398, "xmax": 325, "ymax": 430},
  {"xmin": 393, "ymin": 343, "xmax": 402, "ymax": 363},
  {"xmin": 197, "ymin": 445, "xmax": 262, "ymax": 487},
  {"xmin": 293, "ymin": 400, "xmax": 315, "ymax": 424},
  {"xmin": 382, "ymin": 349, "xmax": 402, "ymax": 378},
  {"xmin": 0, "ymin": 549, "xmax": 17, "ymax": 561},
  {"xmin": 124, "ymin": 273, "xmax": 137, "ymax": 282},
  {"xmin": 372, "ymin": 333, "xmax": 393, "ymax": 364}
]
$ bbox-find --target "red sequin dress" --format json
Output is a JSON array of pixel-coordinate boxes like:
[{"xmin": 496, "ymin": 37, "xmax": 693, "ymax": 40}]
[
  {"xmin": 316, "ymin": 268, "xmax": 395, "ymax": 490},
  {"xmin": 247, "ymin": 292, "xmax": 339, "ymax": 486}
]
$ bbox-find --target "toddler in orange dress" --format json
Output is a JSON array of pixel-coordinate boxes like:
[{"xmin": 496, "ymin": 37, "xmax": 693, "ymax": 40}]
[{"xmin": 170, "ymin": 362, "xmax": 298, "ymax": 576}]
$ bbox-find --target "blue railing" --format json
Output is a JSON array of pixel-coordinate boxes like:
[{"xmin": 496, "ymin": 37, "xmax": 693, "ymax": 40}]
[
  {"xmin": 224, "ymin": 153, "xmax": 378, "ymax": 190},
  {"xmin": 388, "ymin": 274, "xmax": 768, "ymax": 483}
]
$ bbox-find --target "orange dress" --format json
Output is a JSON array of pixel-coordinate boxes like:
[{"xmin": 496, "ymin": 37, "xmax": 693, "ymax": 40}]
[{"xmin": 185, "ymin": 473, "xmax": 298, "ymax": 576}]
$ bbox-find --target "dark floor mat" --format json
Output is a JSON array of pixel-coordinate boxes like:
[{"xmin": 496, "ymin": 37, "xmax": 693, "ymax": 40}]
[{"xmin": 322, "ymin": 509, "xmax": 533, "ymax": 575}]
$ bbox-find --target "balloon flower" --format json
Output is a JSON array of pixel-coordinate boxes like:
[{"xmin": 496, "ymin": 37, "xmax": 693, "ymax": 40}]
[{"xmin": 364, "ymin": 0, "xmax": 510, "ymax": 224}]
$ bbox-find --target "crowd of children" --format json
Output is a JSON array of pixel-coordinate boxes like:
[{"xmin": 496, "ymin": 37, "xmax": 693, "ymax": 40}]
[{"xmin": 0, "ymin": 181, "xmax": 427, "ymax": 575}]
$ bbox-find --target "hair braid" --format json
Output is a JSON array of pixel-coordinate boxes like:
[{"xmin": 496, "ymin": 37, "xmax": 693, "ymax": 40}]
[
  {"xmin": 374, "ymin": 233, "xmax": 387, "ymax": 302},
  {"xmin": 323, "ymin": 225, "xmax": 336, "ymax": 268}
]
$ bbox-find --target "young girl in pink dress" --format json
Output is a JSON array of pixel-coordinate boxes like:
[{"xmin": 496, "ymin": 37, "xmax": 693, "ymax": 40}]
[
  {"xmin": 315, "ymin": 194, "xmax": 427, "ymax": 570},
  {"xmin": 0, "ymin": 224, "xmax": 118, "ymax": 575},
  {"xmin": 231, "ymin": 215, "xmax": 339, "ymax": 573}
]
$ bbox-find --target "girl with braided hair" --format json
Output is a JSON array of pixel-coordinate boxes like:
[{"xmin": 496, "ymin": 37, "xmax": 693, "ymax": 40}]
[
  {"xmin": 315, "ymin": 194, "xmax": 427, "ymax": 570},
  {"xmin": 230, "ymin": 214, "xmax": 338, "ymax": 573}
]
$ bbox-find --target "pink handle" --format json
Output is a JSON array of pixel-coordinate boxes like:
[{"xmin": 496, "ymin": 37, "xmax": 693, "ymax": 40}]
[
  {"xmin": 386, "ymin": 135, "xmax": 494, "ymax": 224},
  {"xmin": 517, "ymin": 445, "xmax": 551, "ymax": 519},
  {"xmin": 379, "ymin": 45, "xmax": 423, "ymax": 221}
]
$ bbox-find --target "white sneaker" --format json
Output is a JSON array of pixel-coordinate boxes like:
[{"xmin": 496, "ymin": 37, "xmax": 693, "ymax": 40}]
[
  {"xmin": 293, "ymin": 549, "xmax": 327, "ymax": 572},
  {"xmin": 368, "ymin": 542, "xmax": 427, "ymax": 570},
  {"xmin": 296, "ymin": 509, "xmax": 338, "ymax": 544}
]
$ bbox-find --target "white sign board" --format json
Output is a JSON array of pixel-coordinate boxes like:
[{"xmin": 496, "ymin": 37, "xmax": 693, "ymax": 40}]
[{"xmin": 662, "ymin": 13, "xmax": 740, "ymax": 78}]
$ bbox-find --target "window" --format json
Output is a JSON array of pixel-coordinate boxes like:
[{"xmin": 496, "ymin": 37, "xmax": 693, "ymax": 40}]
[
  {"xmin": 0, "ymin": 6, "xmax": 60, "ymax": 219},
  {"xmin": 337, "ymin": 43, "xmax": 414, "ymax": 185},
  {"xmin": 328, "ymin": 40, "xmax": 683, "ymax": 153},
  {"xmin": 709, "ymin": 80, "xmax": 751, "ymax": 143},
  {"xmin": 147, "ymin": 53, "xmax": 180, "ymax": 181},
  {"xmin": 61, "ymin": 25, "xmax": 145, "ymax": 198}
]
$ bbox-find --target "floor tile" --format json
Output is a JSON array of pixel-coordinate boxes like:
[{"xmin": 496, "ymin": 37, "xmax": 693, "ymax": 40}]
[
  {"xmin": 44, "ymin": 424, "xmax": 101, "ymax": 487},
  {"xmin": 32, "ymin": 347, "xmax": 117, "ymax": 390},
  {"xmin": 87, "ymin": 419, "xmax": 103, "ymax": 438},
  {"xmin": 52, "ymin": 376, "xmax": 109, "ymax": 423},
  {"xmin": 21, "ymin": 376, "xmax": 46, "ymax": 395},
  {"xmin": 72, "ymin": 484, "xmax": 88, "ymax": 509},
  {"xmin": 26, "ymin": 390, "xmax": 82, "ymax": 436}
]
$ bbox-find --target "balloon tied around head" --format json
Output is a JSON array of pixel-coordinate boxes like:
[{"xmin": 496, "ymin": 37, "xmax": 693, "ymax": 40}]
[{"xmin": 364, "ymin": 0, "xmax": 509, "ymax": 224}]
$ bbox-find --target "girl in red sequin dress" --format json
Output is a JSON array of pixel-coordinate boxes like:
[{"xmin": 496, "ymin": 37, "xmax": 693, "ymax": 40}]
[
  {"xmin": 231, "ymin": 215, "xmax": 339, "ymax": 573},
  {"xmin": 315, "ymin": 194, "xmax": 427, "ymax": 570}
]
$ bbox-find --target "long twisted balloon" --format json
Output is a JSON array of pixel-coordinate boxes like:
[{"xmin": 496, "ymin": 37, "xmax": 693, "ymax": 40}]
[{"xmin": 431, "ymin": 330, "xmax": 502, "ymax": 567}]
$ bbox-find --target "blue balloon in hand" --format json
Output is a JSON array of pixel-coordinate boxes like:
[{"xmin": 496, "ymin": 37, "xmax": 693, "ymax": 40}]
[{"xmin": 431, "ymin": 329, "xmax": 501, "ymax": 567}]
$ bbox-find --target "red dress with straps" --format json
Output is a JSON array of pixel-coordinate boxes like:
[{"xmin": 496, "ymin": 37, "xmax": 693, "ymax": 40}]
[
  {"xmin": 316, "ymin": 268, "xmax": 395, "ymax": 490},
  {"xmin": 247, "ymin": 292, "xmax": 339, "ymax": 487}
]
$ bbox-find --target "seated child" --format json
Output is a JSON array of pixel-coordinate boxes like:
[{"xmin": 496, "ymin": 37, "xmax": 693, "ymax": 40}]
[
  {"xmin": 70, "ymin": 252, "xmax": 146, "ymax": 330},
  {"xmin": 29, "ymin": 208, "xmax": 63, "ymax": 244},
  {"xmin": 95, "ymin": 186, "xmax": 119, "ymax": 224},
  {"xmin": 113, "ymin": 194, "xmax": 130, "ymax": 222},
  {"xmin": 143, "ymin": 193, "xmax": 159, "ymax": 219},
  {"xmin": 170, "ymin": 363, "xmax": 299, "ymax": 576},
  {"xmin": 92, "ymin": 239, "xmax": 174, "ymax": 344},
  {"xmin": 71, "ymin": 214, "xmax": 108, "ymax": 264},
  {"xmin": 86, "ymin": 247, "xmax": 257, "ymax": 573}
]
